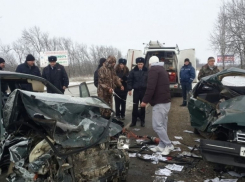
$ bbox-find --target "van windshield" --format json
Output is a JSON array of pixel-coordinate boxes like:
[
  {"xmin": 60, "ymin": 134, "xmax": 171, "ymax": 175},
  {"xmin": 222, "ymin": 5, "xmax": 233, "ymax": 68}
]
[{"xmin": 145, "ymin": 51, "xmax": 177, "ymax": 71}]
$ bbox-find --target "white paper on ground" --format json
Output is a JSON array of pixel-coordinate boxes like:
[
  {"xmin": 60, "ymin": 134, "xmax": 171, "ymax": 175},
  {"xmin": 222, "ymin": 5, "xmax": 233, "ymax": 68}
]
[
  {"xmin": 183, "ymin": 130, "xmax": 194, "ymax": 134},
  {"xmin": 204, "ymin": 177, "xmax": 238, "ymax": 182},
  {"xmin": 153, "ymin": 176, "xmax": 167, "ymax": 182},
  {"xmin": 188, "ymin": 147, "xmax": 198, "ymax": 151},
  {"xmin": 174, "ymin": 136, "xmax": 183, "ymax": 140},
  {"xmin": 155, "ymin": 168, "xmax": 172, "ymax": 176},
  {"xmin": 194, "ymin": 139, "xmax": 200, "ymax": 142},
  {"xmin": 173, "ymin": 147, "xmax": 181, "ymax": 152},
  {"xmin": 129, "ymin": 153, "xmax": 137, "ymax": 158},
  {"xmin": 228, "ymin": 171, "xmax": 245, "ymax": 178},
  {"xmin": 133, "ymin": 128, "xmax": 140, "ymax": 131},
  {"xmin": 172, "ymin": 141, "xmax": 181, "ymax": 145},
  {"xmin": 165, "ymin": 164, "xmax": 184, "ymax": 172},
  {"xmin": 180, "ymin": 151, "xmax": 202, "ymax": 158}
]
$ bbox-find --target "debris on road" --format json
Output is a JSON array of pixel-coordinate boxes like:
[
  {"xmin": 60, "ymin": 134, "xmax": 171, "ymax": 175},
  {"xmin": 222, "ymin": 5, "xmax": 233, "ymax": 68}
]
[
  {"xmin": 133, "ymin": 128, "xmax": 141, "ymax": 131},
  {"xmin": 183, "ymin": 130, "xmax": 194, "ymax": 134},
  {"xmin": 174, "ymin": 136, "xmax": 183, "ymax": 140},
  {"xmin": 155, "ymin": 168, "xmax": 172, "ymax": 176},
  {"xmin": 165, "ymin": 164, "xmax": 184, "ymax": 172},
  {"xmin": 172, "ymin": 141, "xmax": 181, "ymax": 145},
  {"xmin": 204, "ymin": 177, "xmax": 238, "ymax": 182}
]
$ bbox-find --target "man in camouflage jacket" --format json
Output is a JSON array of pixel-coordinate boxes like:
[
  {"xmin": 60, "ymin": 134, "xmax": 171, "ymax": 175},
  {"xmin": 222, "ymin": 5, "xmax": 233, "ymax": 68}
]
[
  {"xmin": 98, "ymin": 56, "xmax": 124, "ymax": 118},
  {"xmin": 198, "ymin": 57, "xmax": 220, "ymax": 80}
]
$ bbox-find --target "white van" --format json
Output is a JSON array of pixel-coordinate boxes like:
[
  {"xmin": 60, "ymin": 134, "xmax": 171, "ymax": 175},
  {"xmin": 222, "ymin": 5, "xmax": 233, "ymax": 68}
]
[{"xmin": 127, "ymin": 41, "xmax": 196, "ymax": 96}]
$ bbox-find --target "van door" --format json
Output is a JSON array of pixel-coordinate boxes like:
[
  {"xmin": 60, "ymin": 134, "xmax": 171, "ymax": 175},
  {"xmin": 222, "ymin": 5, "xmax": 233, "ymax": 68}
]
[
  {"xmin": 126, "ymin": 49, "xmax": 143, "ymax": 71},
  {"xmin": 177, "ymin": 49, "xmax": 196, "ymax": 82}
]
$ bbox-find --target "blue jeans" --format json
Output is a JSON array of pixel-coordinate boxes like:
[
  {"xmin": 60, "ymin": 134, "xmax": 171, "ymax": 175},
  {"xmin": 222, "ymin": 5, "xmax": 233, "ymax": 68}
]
[{"xmin": 181, "ymin": 82, "xmax": 192, "ymax": 105}]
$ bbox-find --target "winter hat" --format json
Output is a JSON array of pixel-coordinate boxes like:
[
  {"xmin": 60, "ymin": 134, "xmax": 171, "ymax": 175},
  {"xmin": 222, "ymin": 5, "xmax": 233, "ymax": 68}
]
[
  {"xmin": 26, "ymin": 54, "xmax": 35, "ymax": 61},
  {"xmin": 136, "ymin": 57, "xmax": 145, "ymax": 64},
  {"xmin": 184, "ymin": 58, "xmax": 190, "ymax": 62},
  {"xmin": 0, "ymin": 57, "xmax": 5, "ymax": 63},
  {"xmin": 48, "ymin": 56, "xmax": 57, "ymax": 62},
  {"xmin": 99, "ymin": 58, "xmax": 106, "ymax": 67},
  {"xmin": 119, "ymin": 58, "xmax": 127, "ymax": 65},
  {"xmin": 149, "ymin": 56, "xmax": 159, "ymax": 64}
]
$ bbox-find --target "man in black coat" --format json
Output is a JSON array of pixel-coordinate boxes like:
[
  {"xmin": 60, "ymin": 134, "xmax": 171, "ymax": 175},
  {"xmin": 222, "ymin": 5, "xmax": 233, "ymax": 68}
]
[
  {"xmin": 42, "ymin": 56, "xmax": 69, "ymax": 94},
  {"xmin": 127, "ymin": 57, "xmax": 148, "ymax": 127},
  {"xmin": 94, "ymin": 58, "xmax": 106, "ymax": 88},
  {"xmin": 16, "ymin": 54, "xmax": 41, "ymax": 91}
]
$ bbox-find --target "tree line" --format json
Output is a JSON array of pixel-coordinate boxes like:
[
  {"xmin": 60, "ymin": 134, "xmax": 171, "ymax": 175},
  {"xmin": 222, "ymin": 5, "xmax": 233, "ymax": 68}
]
[
  {"xmin": 0, "ymin": 26, "xmax": 122, "ymax": 77},
  {"xmin": 210, "ymin": 0, "xmax": 245, "ymax": 69}
]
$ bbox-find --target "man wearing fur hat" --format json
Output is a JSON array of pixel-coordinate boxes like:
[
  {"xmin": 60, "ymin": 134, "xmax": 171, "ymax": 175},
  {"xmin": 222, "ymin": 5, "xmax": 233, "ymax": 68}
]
[
  {"xmin": 0, "ymin": 57, "xmax": 8, "ymax": 94},
  {"xmin": 16, "ymin": 54, "xmax": 41, "ymax": 91},
  {"xmin": 98, "ymin": 55, "xmax": 124, "ymax": 119},
  {"xmin": 42, "ymin": 56, "xmax": 69, "ymax": 94},
  {"xmin": 127, "ymin": 57, "xmax": 148, "ymax": 127},
  {"xmin": 141, "ymin": 56, "xmax": 173, "ymax": 155}
]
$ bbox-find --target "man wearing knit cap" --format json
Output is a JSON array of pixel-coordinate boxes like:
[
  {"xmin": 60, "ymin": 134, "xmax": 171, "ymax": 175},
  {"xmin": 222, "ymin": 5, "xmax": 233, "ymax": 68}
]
[
  {"xmin": 180, "ymin": 58, "xmax": 195, "ymax": 106},
  {"xmin": 42, "ymin": 56, "xmax": 69, "ymax": 94},
  {"xmin": 141, "ymin": 56, "xmax": 174, "ymax": 155},
  {"xmin": 0, "ymin": 57, "xmax": 8, "ymax": 94},
  {"xmin": 16, "ymin": 54, "xmax": 41, "ymax": 91},
  {"xmin": 127, "ymin": 57, "xmax": 148, "ymax": 127}
]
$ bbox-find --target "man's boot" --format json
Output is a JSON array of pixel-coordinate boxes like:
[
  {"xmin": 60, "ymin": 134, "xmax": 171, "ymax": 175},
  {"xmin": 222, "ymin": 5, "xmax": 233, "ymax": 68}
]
[{"xmin": 180, "ymin": 101, "xmax": 187, "ymax": 107}]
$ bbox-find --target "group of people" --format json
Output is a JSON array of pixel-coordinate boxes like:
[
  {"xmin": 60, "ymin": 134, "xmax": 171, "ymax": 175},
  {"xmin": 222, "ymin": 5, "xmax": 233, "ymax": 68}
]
[
  {"xmin": 179, "ymin": 56, "xmax": 220, "ymax": 106},
  {"xmin": 0, "ymin": 54, "xmax": 69, "ymax": 94}
]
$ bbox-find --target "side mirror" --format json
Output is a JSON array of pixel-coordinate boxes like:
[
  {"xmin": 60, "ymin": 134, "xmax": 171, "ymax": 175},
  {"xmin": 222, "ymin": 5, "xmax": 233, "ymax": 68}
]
[
  {"xmin": 202, "ymin": 85, "xmax": 213, "ymax": 91},
  {"xmin": 79, "ymin": 82, "xmax": 90, "ymax": 97}
]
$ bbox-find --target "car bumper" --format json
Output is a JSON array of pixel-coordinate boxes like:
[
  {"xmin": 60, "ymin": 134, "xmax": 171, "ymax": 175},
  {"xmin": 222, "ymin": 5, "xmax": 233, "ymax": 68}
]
[
  {"xmin": 200, "ymin": 139, "xmax": 245, "ymax": 168},
  {"xmin": 170, "ymin": 83, "xmax": 182, "ymax": 93}
]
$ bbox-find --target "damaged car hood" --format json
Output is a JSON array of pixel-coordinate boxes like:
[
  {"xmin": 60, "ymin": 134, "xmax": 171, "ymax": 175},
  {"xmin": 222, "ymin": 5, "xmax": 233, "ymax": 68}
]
[
  {"xmin": 201, "ymin": 67, "xmax": 245, "ymax": 85},
  {"xmin": 212, "ymin": 95, "xmax": 245, "ymax": 129},
  {"xmin": 3, "ymin": 89, "xmax": 122, "ymax": 148}
]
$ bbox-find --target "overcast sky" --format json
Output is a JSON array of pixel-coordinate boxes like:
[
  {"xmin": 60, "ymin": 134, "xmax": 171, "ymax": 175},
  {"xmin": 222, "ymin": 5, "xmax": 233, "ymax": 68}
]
[{"xmin": 0, "ymin": 0, "xmax": 222, "ymax": 63}]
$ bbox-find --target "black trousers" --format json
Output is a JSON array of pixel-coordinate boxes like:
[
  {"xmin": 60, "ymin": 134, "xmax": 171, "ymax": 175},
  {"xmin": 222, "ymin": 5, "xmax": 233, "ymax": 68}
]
[
  {"xmin": 132, "ymin": 89, "xmax": 146, "ymax": 124},
  {"xmin": 114, "ymin": 94, "xmax": 127, "ymax": 117}
]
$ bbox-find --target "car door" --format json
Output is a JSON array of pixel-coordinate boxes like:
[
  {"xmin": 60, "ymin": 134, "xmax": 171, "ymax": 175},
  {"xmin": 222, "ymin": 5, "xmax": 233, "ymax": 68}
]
[{"xmin": 79, "ymin": 82, "xmax": 90, "ymax": 97}]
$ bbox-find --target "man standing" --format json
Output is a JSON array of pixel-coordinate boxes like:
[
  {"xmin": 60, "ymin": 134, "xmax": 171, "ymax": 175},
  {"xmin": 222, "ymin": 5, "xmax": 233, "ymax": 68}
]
[
  {"xmin": 180, "ymin": 58, "xmax": 195, "ymax": 106},
  {"xmin": 198, "ymin": 57, "xmax": 220, "ymax": 80},
  {"xmin": 94, "ymin": 58, "xmax": 106, "ymax": 88},
  {"xmin": 16, "ymin": 54, "xmax": 41, "ymax": 91},
  {"xmin": 42, "ymin": 56, "xmax": 69, "ymax": 94},
  {"xmin": 141, "ymin": 56, "xmax": 173, "ymax": 155},
  {"xmin": 98, "ymin": 55, "xmax": 124, "ymax": 119},
  {"xmin": 0, "ymin": 57, "xmax": 8, "ymax": 94},
  {"xmin": 127, "ymin": 57, "xmax": 148, "ymax": 127}
]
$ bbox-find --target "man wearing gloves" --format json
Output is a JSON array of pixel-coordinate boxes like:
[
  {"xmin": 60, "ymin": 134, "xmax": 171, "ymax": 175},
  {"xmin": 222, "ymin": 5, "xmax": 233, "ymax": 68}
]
[
  {"xmin": 127, "ymin": 57, "xmax": 148, "ymax": 127},
  {"xmin": 141, "ymin": 56, "xmax": 173, "ymax": 155},
  {"xmin": 179, "ymin": 58, "xmax": 195, "ymax": 106},
  {"xmin": 42, "ymin": 56, "xmax": 69, "ymax": 94}
]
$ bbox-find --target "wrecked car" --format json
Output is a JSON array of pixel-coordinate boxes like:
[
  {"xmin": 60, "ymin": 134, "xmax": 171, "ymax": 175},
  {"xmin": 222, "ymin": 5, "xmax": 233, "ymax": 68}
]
[
  {"xmin": 188, "ymin": 67, "xmax": 245, "ymax": 168},
  {"xmin": 0, "ymin": 71, "xmax": 129, "ymax": 181}
]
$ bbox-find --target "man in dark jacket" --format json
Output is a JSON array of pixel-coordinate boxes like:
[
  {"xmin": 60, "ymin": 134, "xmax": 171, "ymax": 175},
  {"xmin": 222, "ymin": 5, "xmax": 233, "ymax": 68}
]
[
  {"xmin": 180, "ymin": 58, "xmax": 195, "ymax": 106},
  {"xmin": 127, "ymin": 57, "xmax": 148, "ymax": 127},
  {"xmin": 114, "ymin": 58, "xmax": 129, "ymax": 120},
  {"xmin": 141, "ymin": 56, "xmax": 173, "ymax": 155},
  {"xmin": 42, "ymin": 56, "xmax": 69, "ymax": 94},
  {"xmin": 94, "ymin": 58, "xmax": 106, "ymax": 88},
  {"xmin": 0, "ymin": 57, "xmax": 8, "ymax": 94},
  {"xmin": 16, "ymin": 54, "xmax": 41, "ymax": 91}
]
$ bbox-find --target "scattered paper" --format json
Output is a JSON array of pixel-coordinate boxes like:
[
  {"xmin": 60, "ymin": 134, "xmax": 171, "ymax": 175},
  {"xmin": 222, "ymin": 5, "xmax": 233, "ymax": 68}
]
[
  {"xmin": 129, "ymin": 153, "xmax": 137, "ymax": 158},
  {"xmin": 183, "ymin": 130, "xmax": 194, "ymax": 134},
  {"xmin": 188, "ymin": 146, "xmax": 198, "ymax": 151},
  {"xmin": 155, "ymin": 169, "xmax": 172, "ymax": 176},
  {"xmin": 174, "ymin": 136, "xmax": 183, "ymax": 140},
  {"xmin": 133, "ymin": 128, "xmax": 140, "ymax": 131},
  {"xmin": 194, "ymin": 139, "xmax": 200, "ymax": 142},
  {"xmin": 173, "ymin": 147, "xmax": 181, "ymax": 152},
  {"xmin": 136, "ymin": 139, "xmax": 145, "ymax": 144},
  {"xmin": 142, "ymin": 154, "xmax": 152, "ymax": 160},
  {"xmin": 153, "ymin": 176, "xmax": 167, "ymax": 182},
  {"xmin": 204, "ymin": 177, "xmax": 238, "ymax": 182},
  {"xmin": 180, "ymin": 151, "xmax": 202, "ymax": 158},
  {"xmin": 172, "ymin": 141, "xmax": 181, "ymax": 145},
  {"xmin": 165, "ymin": 164, "xmax": 184, "ymax": 172},
  {"xmin": 228, "ymin": 171, "xmax": 245, "ymax": 178}
]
